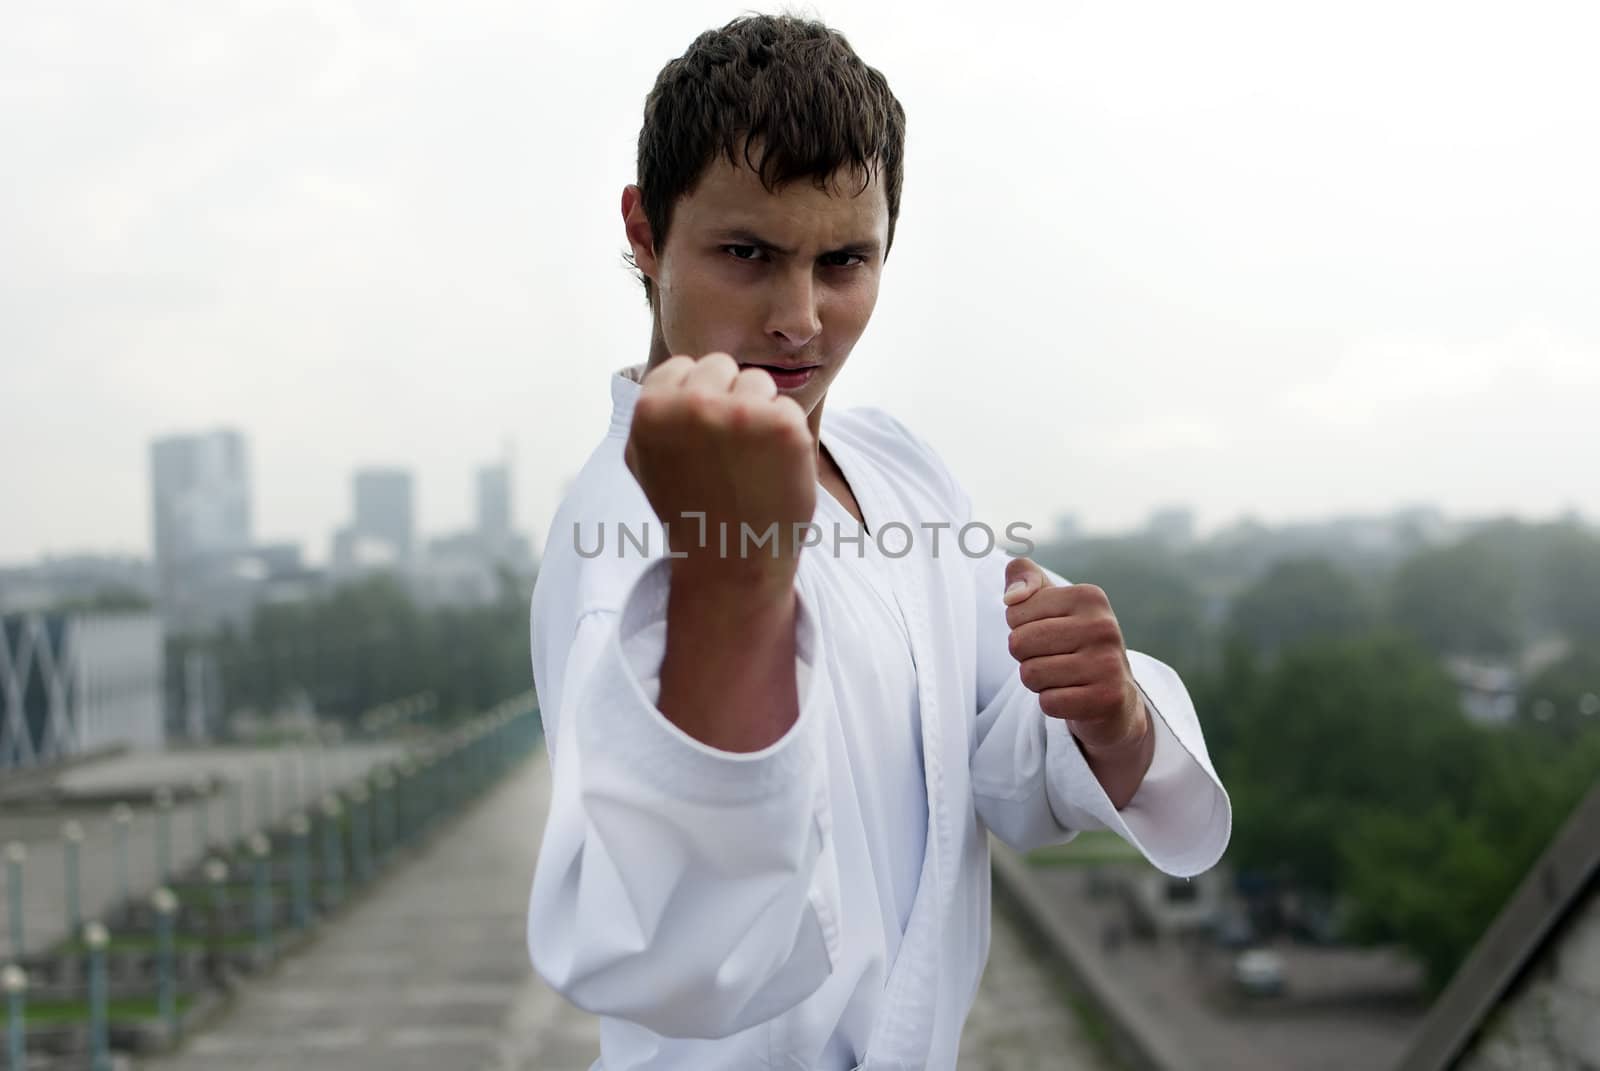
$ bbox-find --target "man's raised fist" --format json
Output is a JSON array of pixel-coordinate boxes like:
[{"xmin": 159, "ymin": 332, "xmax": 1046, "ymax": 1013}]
[{"xmin": 625, "ymin": 353, "xmax": 818, "ymax": 590}]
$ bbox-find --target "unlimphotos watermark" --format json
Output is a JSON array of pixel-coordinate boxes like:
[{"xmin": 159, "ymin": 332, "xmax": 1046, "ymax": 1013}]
[{"xmin": 574, "ymin": 513, "xmax": 1035, "ymax": 560}]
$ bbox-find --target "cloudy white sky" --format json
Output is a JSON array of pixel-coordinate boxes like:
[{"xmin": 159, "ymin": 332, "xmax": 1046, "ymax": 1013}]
[{"xmin": 3, "ymin": 0, "xmax": 1597, "ymax": 565}]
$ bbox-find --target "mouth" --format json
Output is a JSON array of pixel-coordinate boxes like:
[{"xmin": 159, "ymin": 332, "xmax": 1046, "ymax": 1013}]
[
  {"xmin": 736, "ymin": 361, "xmax": 819, "ymax": 390},
  {"xmin": 739, "ymin": 362, "xmax": 820, "ymax": 390}
]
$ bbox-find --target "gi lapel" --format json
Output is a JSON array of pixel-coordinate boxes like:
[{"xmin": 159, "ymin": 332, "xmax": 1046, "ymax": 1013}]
[{"xmin": 818, "ymin": 422, "xmax": 948, "ymax": 1071}]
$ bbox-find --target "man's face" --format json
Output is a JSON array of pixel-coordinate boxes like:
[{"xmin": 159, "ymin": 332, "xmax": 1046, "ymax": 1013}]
[{"xmin": 623, "ymin": 150, "xmax": 889, "ymax": 419}]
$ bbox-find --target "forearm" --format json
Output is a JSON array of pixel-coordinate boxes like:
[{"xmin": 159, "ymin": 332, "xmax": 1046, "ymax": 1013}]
[
  {"xmin": 657, "ymin": 560, "xmax": 800, "ymax": 752},
  {"xmin": 1076, "ymin": 704, "xmax": 1156, "ymax": 810}
]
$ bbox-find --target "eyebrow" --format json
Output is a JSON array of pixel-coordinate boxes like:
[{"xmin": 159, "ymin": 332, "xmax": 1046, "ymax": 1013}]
[{"xmin": 712, "ymin": 229, "xmax": 881, "ymax": 259}]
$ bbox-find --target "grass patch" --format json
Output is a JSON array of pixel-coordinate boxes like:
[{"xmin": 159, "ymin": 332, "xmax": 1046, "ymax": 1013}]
[
  {"xmin": 1063, "ymin": 989, "xmax": 1122, "ymax": 1065},
  {"xmin": 1027, "ymin": 830, "xmax": 1141, "ymax": 867},
  {"xmin": 20, "ymin": 994, "xmax": 196, "ymax": 1025},
  {"xmin": 56, "ymin": 932, "xmax": 261, "ymax": 954}
]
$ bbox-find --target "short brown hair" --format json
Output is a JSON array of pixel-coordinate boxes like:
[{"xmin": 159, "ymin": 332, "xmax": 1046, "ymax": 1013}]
[{"xmin": 628, "ymin": 12, "xmax": 906, "ymax": 307}]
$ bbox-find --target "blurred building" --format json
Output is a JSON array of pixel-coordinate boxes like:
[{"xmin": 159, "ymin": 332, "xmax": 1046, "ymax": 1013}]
[
  {"xmin": 0, "ymin": 554, "xmax": 153, "ymax": 614},
  {"xmin": 407, "ymin": 455, "xmax": 535, "ymax": 608},
  {"xmin": 477, "ymin": 463, "xmax": 511, "ymax": 544},
  {"xmin": 0, "ymin": 609, "xmax": 164, "ymax": 769},
  {"xmin": 354, "ymin": 467, "xmax": 415, "ymax": 561},
  {"xmin": 1144, "ymin": 506, "xmax": 1196, "ymax": 548},
  {"xmin": 148, "ymin": 430, "xmax": 324, "ymax": 634},
  {"xmin": 1446, "ymin": 655, "xmax": 1521, "ymax": 725},
  {"xmin": 150, "ymin": 429, "xmax": 252, "ymax": 580},
  {"xmin": 332, "ymin": 467, "xmax": 416, "ymax": 581},
  {"xmin": 1051, "ymin": 513, "xmax": 1083, "ymax": 544},
  {"xmin": 149, "ymin": 429, "xmax": 253, "ymax": 631}
]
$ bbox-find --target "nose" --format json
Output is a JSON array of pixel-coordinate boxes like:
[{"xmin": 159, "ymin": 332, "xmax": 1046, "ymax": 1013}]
[{"xmin": 765, "ymin": 268, "xmax": 822, "ymax": 350}]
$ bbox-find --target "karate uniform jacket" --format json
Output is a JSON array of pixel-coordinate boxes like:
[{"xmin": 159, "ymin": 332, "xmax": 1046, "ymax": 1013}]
[{"xmin": 526, "ymin": 367, "xmax": 1232, "ymax": 1070}]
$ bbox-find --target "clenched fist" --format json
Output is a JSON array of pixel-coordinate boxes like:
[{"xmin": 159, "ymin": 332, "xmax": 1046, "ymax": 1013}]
[
  {"xmin": 626, "ymin": 353, "xmax": 817, "ymax": 593},
  {"xmin": 1002, "ymin": 557, "xmax": 1150, "ymax": 755}
]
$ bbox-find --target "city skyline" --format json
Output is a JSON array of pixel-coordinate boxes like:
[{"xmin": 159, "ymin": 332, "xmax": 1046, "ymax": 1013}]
[
  {"xmin": 1, "ymin": 404, "xmax": 1594, "ymax": 570},
  {"xmin": 3, "ymin": 1, "xmax": 1598, "ymax": 563}
]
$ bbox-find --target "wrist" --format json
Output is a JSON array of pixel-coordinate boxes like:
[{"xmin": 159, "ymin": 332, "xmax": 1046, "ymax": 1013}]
[
  {"xmin": 1074, "ymin": 691, "xmax": 1151, "ymax": 758},
  {"xmin": 1073, "ymin": 695, "xmax": 1155, "ymax": 810},
  {"xmin": 670, "ymin": 547, "xmax": 797, "ymax": 601}
]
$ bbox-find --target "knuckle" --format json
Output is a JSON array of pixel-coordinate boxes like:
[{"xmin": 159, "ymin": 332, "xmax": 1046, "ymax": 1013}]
[
  {"xmin": 1046, "ymin": 618, "xmax": 1076, "ymax": 651},
  {"xmin": 725, "ymin": 399, "xmax": 757, "ymax": 430},
  {"xmin": 682, "ymin": 389, "xmax": 723, "ymax": 425},
  {"xmin": 1086, "ymin": 617, "xmax": 1119, "ymax": 647},
  {"xmin": 632, "ymin": 391, "xmax": 664, "ymax": 423}
]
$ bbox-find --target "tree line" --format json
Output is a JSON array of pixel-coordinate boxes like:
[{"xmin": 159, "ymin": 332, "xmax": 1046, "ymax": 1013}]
[
  {"xmin": 1037, "ymin": 516, "xmax": 1600, "ymax": 991},
  {"xmin": 174, "ymin": 567, "xmax": 534, "ymax": 730}
]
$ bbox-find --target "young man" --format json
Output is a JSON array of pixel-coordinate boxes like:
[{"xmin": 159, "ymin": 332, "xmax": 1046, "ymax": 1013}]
[{"xmin": 527, "ymin": 14, "xmax": 1230, "ymax": 1070}]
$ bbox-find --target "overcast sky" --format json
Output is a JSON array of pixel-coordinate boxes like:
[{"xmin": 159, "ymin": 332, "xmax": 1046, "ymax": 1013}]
[{"xmin": 3, "ymin": 0, "xmax": 1597, "ymax": 565}]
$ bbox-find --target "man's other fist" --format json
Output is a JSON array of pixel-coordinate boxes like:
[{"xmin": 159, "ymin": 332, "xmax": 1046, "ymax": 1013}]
[{"xmin": 1001, "ymin": 556, "xmax": 1150, "ymax": 753}]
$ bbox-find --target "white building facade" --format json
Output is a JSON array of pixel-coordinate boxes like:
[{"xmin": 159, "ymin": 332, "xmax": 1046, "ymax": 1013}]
[{"xmin": 0, "ymin": 610, "xmax": 164, "ymax": 769}]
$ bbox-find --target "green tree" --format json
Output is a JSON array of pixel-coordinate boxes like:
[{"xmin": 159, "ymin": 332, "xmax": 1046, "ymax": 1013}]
[
  {"xmin": 1226, "ymin": 556, "xmax": 1373, "ymax": 659},
  {"xmin": 1339, "ymin": 723, "xmax": 1600, "ymax": 991},
  {"xmin": 206, "ymin": 568, "xmax": 536, "ymax": 727},
  {"xmin": 1532, "ymin": 523, "xmax": 1600, "ymax": 642},
  {"xmin": 1218, "ymin": 631, "xmax": 1477, "ymax": 895},
  {"xmin": 1388, "ymin": 539, "xmax": 1520, "ymax": 657}
]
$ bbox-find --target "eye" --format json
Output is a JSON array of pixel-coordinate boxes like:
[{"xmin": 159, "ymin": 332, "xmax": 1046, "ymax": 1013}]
[
  {"xmin": 823, "ymin": 252, "xmax": 867, "ymax": 269},
  {"xmin": 723, "ymin": 244, "xmax": 765, "ymax": 262}
]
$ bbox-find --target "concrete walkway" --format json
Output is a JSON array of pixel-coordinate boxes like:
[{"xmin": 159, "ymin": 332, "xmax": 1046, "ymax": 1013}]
[
  {"xmin": 137, "ymin": 755, "xmax": 597, "ymax": 1071},
  {"xmin": 138, "ymin": 756, "xmax": 1104, "ymax": 1070}
]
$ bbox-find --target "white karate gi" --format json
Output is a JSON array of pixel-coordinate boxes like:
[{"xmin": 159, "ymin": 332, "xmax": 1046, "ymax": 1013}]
[{"xmin": 526, "ymin": 366, "xmax": 1232, "ymax": 1070}]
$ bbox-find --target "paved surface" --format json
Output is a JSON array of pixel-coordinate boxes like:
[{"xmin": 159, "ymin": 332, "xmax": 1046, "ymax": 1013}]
[
  {"xmin": 960, "ymin": 905, "xmax": 1109, "ymax": 1071},
  {"xmin": 134, "ymin": 754, "xmax": 1105, "ymax": 1070},
  {"xmin": 1030, "ymin": 863, "xmax": 1427, "ymax": 1071},
  {"xmin": 1, "ymin": 743, "xmax": 402, "ymax": 961},
  {"xmin": 137, "ymin": 753, "xmax": 598, "ymax": 1071}
]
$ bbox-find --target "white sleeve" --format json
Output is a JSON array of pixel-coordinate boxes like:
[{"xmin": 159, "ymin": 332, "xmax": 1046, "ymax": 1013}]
[
  {"xmin": 526, "ymin": 558, "xmax": 841, "ymax": 1039},
  {"xmin": 969, "ymin": 548, "xmax": 1232, "ymax": 878}
]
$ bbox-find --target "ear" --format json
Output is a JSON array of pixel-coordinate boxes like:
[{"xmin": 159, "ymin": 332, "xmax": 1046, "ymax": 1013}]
[{"xmin": 621, "ymin": 185, "xmax": 660, "ymax": 280}]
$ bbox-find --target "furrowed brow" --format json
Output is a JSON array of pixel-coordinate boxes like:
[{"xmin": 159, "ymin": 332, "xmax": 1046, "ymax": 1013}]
[{"xmin": 714, "ymin": 229, "xmax": 880, "ymax": 259}]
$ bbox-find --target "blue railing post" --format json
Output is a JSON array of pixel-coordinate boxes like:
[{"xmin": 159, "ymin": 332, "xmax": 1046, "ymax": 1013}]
[
  {"xmin": 192, "ymin": 775, "xmax": 212, "ymax": 856},
  {"xmin": 255, "ymin": 766, "xmax": 273, "ymax": 833},
  {"xmin": 4, "ymin": 843, "xmax": 25, "ymax": 960},
  {"xmin": 84, "ymin": 920, "xmax": 110, "ymax": 1071},
  {"xmin": 63, "ymin": 821, "xmax": 84, "ymax": 937},
  {"xmin": 2, "ymin": 964, "xmax": 25, "ymax": 1071},
  {"xmin": 319, "ymin": 796, "xmax": 344, "ymax": 910},
  {"xmin": 249, "ymin": 833, "xmax": 273, "ymax": 961},
  {"xmin": 154, "ymin": 787, "xmax": 174, "ymax": 884},
  {"xmin": 289, "ymin": 813, "xmax": 312, "ymax": 930},
  {"xmin": 111, "ymin": 803, "xmax": 133, "ymax": 907},
  {"xmin": 349, "ymin": 784, "xmax": 372, "ymax": 885},
  {"xmin": 151, "ymin": 887, "xmax": 179, "ymax": 1040},
  {"xmin": 225, "ymin": 778, "xmax": 243, "ymax": 848}
]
